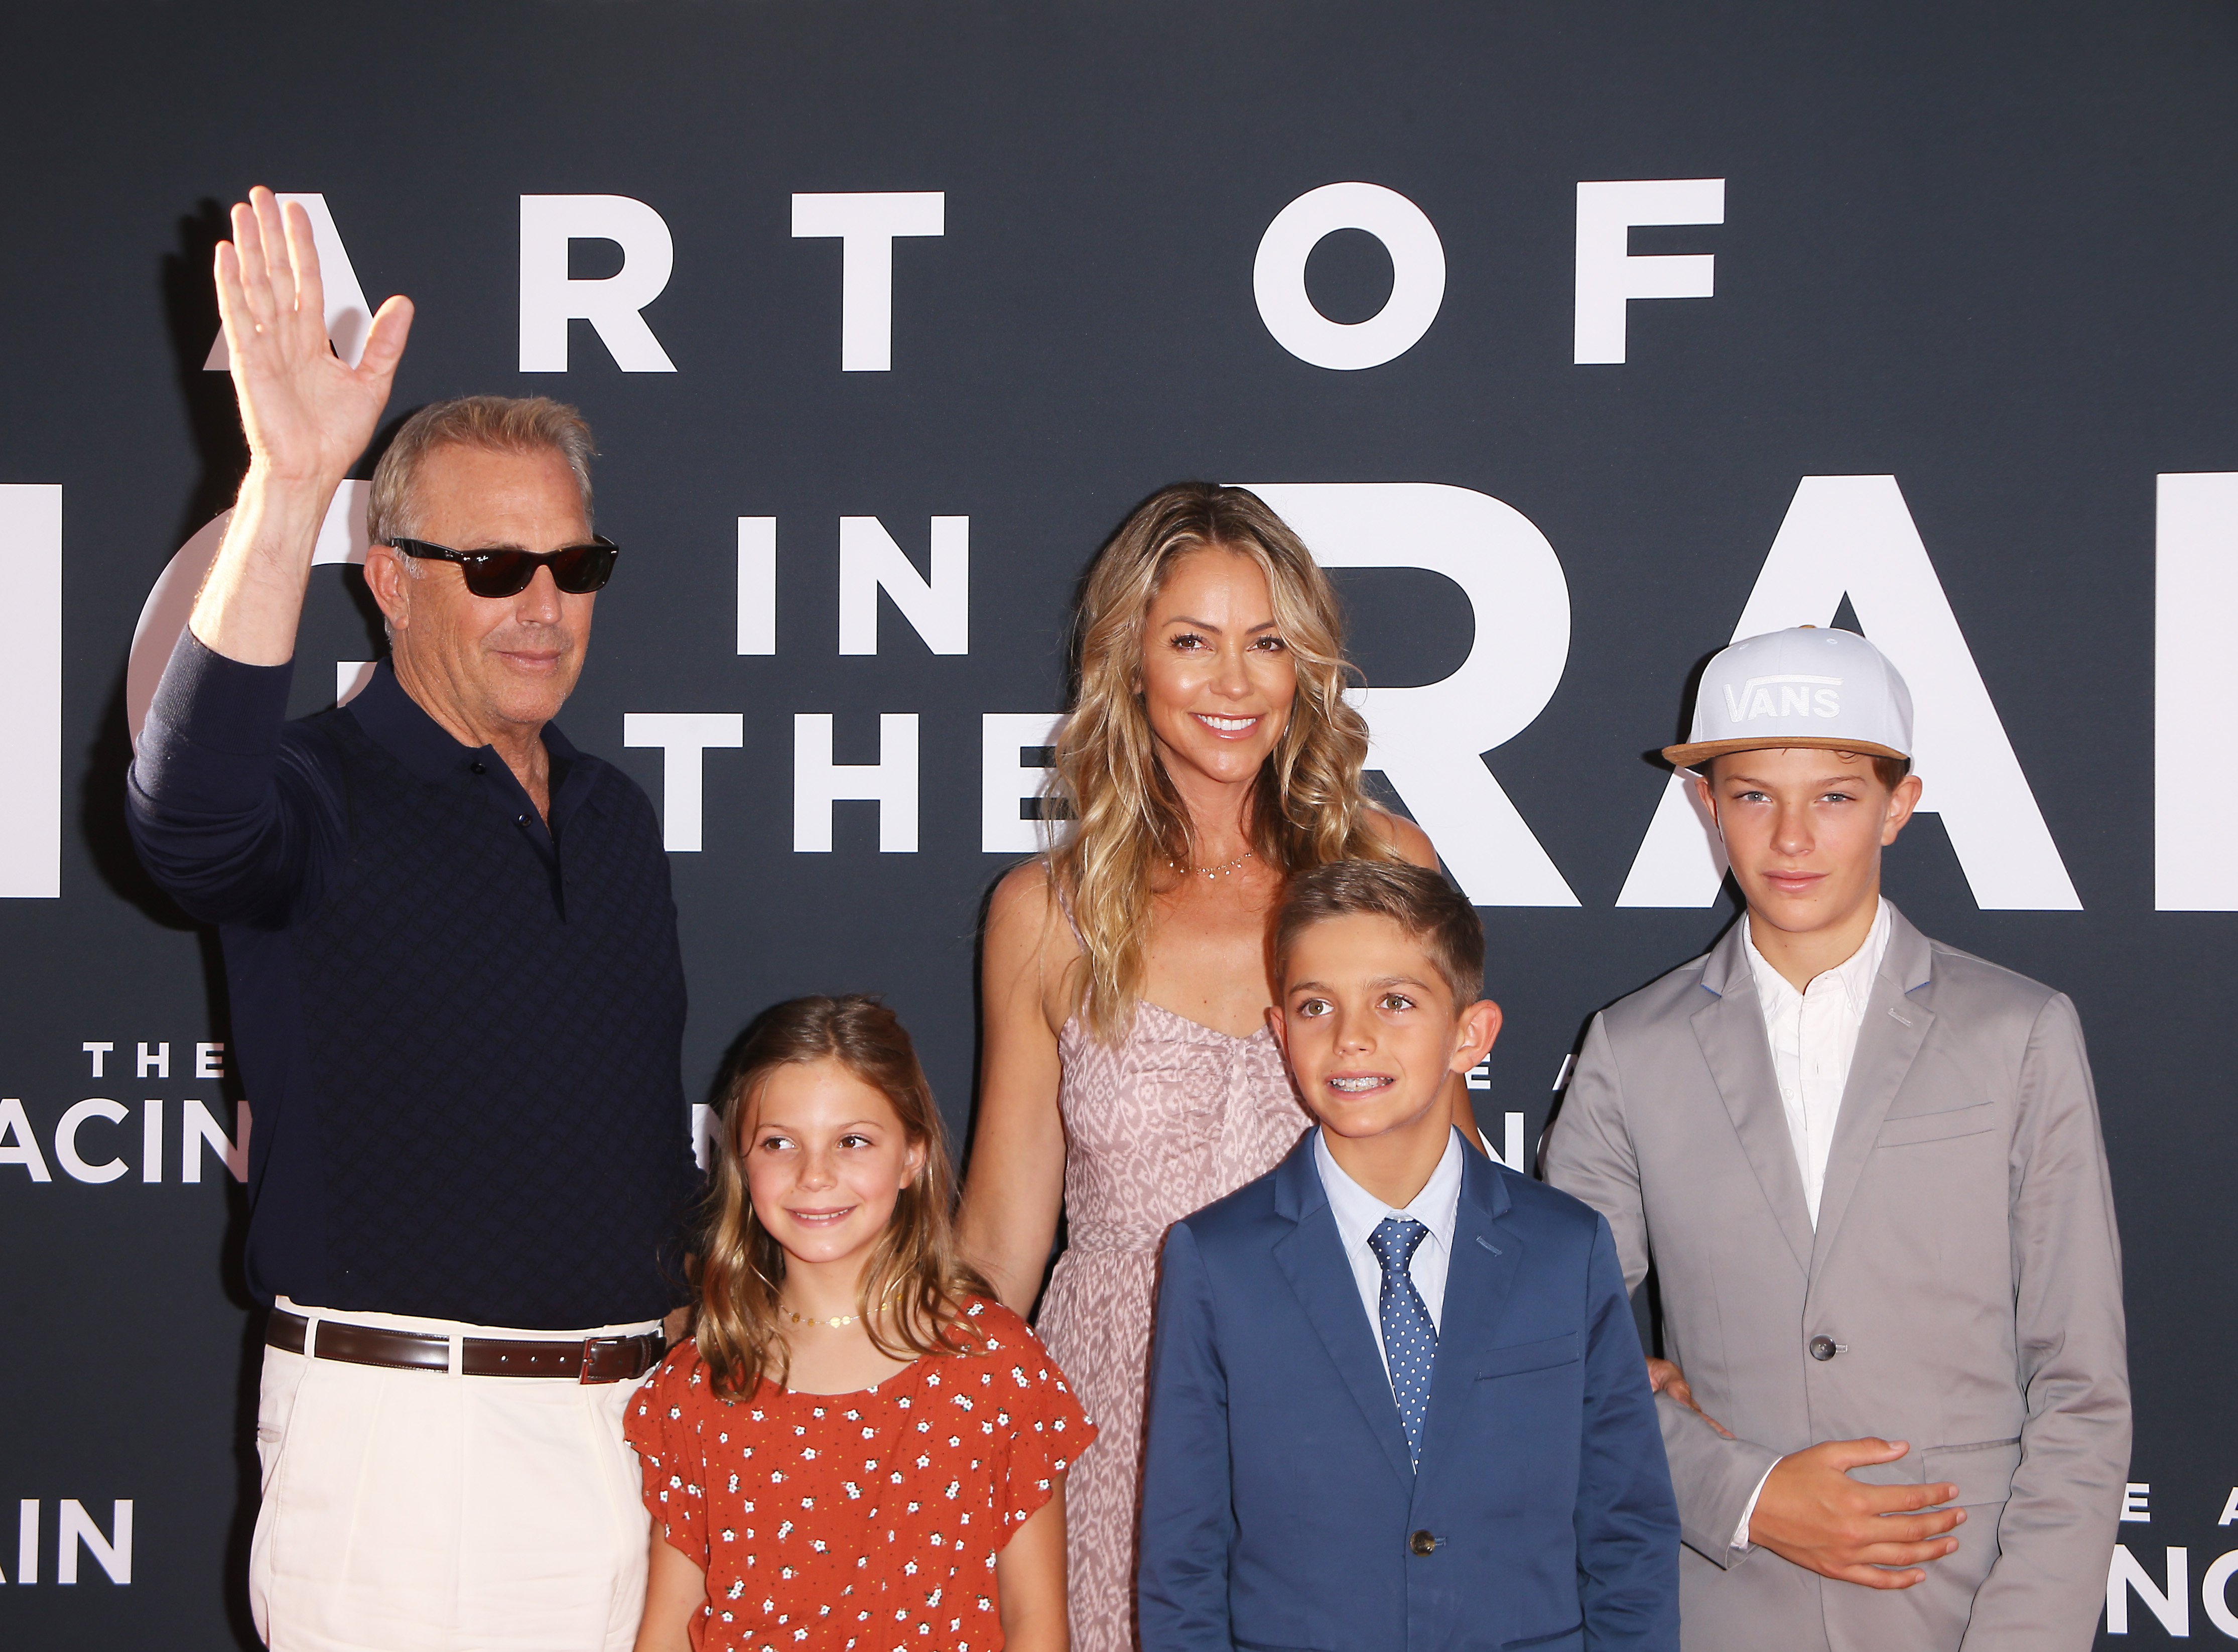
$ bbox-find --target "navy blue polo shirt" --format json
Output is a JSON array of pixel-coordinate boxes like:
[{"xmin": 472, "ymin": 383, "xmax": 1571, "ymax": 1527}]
[{"xmin": 127, "ymin": 632, "xmax": 696, "ymax": 1329}]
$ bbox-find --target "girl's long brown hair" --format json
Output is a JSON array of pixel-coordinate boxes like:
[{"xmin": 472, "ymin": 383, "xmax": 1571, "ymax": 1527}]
[
  {"xmin": 694, "ymin": 995, "xmax": 992, "ymax": 1398},
  {"xmin": 1046, "ymin": 482, "xmax": 1406, "ymax": 1041}
]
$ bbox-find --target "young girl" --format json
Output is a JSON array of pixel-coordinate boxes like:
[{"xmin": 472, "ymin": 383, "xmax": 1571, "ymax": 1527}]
[{"xmin": 628, "ymin": 995, "xmax": 1094, "ymax": 1652}]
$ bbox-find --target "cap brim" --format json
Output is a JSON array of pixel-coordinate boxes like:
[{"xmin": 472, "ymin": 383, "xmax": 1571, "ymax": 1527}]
[{"xmin": 1662, "ymin": 735, "xmax": 1910, "ymax": 772}]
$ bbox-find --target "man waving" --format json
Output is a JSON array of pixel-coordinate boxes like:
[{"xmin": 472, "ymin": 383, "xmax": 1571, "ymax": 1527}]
[{"xmin": 129, "ymin": 188, "xmax": 696, "ymax": 1651}]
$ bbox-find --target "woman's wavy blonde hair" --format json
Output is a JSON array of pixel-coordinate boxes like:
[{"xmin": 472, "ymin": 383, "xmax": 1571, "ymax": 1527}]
[
  {"xmin": 694, "ymin": 995, "xmax": 992, "ymax": 1398},
  {"xmin": 1046, "ymin": 482, "xmax": 1404, "ymax": 1041}
]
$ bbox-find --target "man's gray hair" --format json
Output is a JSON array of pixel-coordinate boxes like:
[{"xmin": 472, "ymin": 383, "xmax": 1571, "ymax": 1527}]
[{"xmin": 365, "ymin": 395, "xmax": 596, "ymax": 557}]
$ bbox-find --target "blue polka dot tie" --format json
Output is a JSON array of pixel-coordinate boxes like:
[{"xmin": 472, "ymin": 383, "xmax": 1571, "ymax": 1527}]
[{"xmin": 1368, "ymin": 1216, "xmax": 1437, "ymax": 1470}]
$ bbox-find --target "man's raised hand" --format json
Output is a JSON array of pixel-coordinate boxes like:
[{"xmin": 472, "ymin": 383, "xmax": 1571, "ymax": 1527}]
[
  {"xmin": 214, "ymin": 186, "xmax": 412, "ymax": 491},
  {"xmin": 190, "ymin": 188, "xmax": 415, "ymax": 666},
  {"xmin": 1745, "ymin": 1437, "xmax": 1964, "ymax": 1589}
]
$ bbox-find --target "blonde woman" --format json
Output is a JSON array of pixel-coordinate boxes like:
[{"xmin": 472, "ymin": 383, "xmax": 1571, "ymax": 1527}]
[{"xmin": 959, "ymin": 483, "xmax": 1473, "ymax": 1652}]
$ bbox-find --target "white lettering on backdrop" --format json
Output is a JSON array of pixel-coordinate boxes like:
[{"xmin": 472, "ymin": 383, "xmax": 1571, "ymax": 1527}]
[
  {"xmin": 1253, "ymin": 183, "xmax": 1447, "ymax": 370},
  {"xmin": 981, "ymin": 712, "xmax": 1064, "ymax": 854},
  {"xmin": 623, "ymin": 713, "xmax": 747, "ymax": 853},
  {"xmin": 795, "ymin": 713, "xmax": 920, "ymax": 852},
  {"xmin": 791, "ymin": 191, "xmax": 947, "ymax": 371},
  {"xmin": 0, "ymin": 484, "xmax": 61, "ymax": 898},
  {"xmin": 1572, "ymin": 178, "xmax": 1726, "ymax": 365},
  {"xmin": 81, "ymin": 187, "xmax": 2207, "ymax": 911},
  {"xmin": 2155, "ymin": 472, "xmax": 2238, "ymax": 911},
  {"xmin": 839, "ymin": 516, "xmax": 970, "ymax": 655},
  {"xmin": 518, "ymin": 194, "xmax": 678, "ymax": 372}
]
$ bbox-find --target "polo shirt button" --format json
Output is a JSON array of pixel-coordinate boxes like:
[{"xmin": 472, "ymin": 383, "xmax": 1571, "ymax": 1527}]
[
  {"xmin": 1408, "ymin": 1530, "xmax": 1436, "ymax": 1557},
  {"xmin": 470, "ymin": 760, "xmax": 486, "ymax": 775},
  {"xmin": 1808, "ymin": 1335, "xmax": 1838, "ymax": 1361}
]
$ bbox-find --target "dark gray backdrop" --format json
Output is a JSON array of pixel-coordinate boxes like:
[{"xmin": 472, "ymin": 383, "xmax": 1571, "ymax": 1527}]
[{"xmin": 3, "ymin": 2, "xmax": 2232, "ymax": 1645}]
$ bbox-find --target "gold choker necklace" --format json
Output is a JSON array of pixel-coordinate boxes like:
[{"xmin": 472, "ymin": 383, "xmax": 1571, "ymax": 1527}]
[{"xmin": 780, "ymin": 1304, "xmax": 858, "ymax": 1329}]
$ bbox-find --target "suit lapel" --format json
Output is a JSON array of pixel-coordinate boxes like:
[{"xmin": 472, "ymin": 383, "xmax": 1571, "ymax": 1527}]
[
  {"xmin": 1691, "ymin": 924, "xmax": 1815, "ymax": 1277},
  {"xmin": 1809, "ymin": 908, "xmax": 1936, "ymax": 1273},
  {"xmin": 1269, "ymin": 1139, "xmax": 1415, "ymax": 1488},
  {"xmin": 1415, "ymin": 1153, "xmax": 1521, "ymax": 1490}
]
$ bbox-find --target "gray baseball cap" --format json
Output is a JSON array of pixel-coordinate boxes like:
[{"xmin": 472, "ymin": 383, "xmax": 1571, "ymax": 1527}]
[{"xmin": 1664, "ymin": 625, "xmax": 1913, "ymax": 771}]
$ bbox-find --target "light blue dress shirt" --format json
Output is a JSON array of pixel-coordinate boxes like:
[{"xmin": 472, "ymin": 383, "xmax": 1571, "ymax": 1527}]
[{"xmin": 1311, "ymin": 1126, "xmax": 1466, "ymax": 1381}]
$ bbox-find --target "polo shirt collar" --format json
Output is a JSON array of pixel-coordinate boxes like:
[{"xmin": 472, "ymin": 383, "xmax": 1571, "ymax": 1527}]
[{"xmin": 345, "ymin": 658, "xmax": 581, "ymax": 784}]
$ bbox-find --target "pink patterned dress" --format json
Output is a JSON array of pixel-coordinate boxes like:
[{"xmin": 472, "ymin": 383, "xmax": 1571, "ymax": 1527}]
[{"xmin": 1033, "ymin": 1001, "xmax": 1309, "ymax": 1652}]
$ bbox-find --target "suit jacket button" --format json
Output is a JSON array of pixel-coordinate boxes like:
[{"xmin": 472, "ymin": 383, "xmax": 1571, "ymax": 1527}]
[
  {"xmin": 1808, "ymin": 1334, "xmax": 1837, "ymax": 1361},
  {"xmin": 1409, "ymin": 1530, "xmax": 1436, "ymax": 1557}
]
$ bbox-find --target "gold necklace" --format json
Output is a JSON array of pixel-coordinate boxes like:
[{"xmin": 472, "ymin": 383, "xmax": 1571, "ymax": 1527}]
[
  {"xmin": 1172, "ymin": 848, "xmax": 1256, "ymax": 880},
  {"xmin": 780, "ymin": 1303, "xmax": 859, "ymax": 1329}
]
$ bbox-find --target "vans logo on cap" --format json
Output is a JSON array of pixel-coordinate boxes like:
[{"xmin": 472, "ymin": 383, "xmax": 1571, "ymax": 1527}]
[{"xmin": 1723, "ymin": 674, "xmax": 1842, "ymax": 723}]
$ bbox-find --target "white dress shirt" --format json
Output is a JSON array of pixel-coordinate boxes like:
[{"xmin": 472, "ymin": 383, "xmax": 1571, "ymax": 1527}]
[
  {"xmin": 1731, "ymin": 897, "xmax": 1891, "ymax": 1548},
  {"xmin": 1744, "ymin": 897, "xmax": 1892, "ymax": 1227},
  {"xmin": 1313, "ymin": 1126, "xmax": 1465, "ymax": 1380}
]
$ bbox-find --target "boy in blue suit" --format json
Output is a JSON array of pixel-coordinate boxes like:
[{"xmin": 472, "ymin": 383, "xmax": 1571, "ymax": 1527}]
[{"xmin": 1139, "ymin": 861, "xmax": 1679, "ymax": 1652}]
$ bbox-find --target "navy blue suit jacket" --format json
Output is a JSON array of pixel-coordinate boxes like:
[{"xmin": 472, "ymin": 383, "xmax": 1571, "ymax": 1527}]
[{"xmin": 1138, "ymin": 1133, "xmax": 1679, "ymax": 1652}]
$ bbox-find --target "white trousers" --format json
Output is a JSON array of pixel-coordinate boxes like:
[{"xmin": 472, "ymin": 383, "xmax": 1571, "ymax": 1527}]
[{"xmin": 249, "ymin": 1297, "xmax": 658, "ymax": 1652}]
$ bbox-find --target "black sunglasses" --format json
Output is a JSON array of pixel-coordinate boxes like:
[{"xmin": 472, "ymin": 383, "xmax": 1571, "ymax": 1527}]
[{"xmin": 388, "ymin": 536, "xmax": 619, "ymax": 599}]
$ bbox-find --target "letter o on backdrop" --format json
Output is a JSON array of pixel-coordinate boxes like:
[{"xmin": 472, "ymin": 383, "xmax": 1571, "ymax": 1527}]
[{"xmin": 1254, "ymin": 183, "xmax": 1446, "ymax": 370}]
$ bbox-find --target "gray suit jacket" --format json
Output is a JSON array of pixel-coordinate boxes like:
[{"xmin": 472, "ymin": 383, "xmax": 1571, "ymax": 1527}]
[{"xmin": 1542, "ymin": 904, "xmax": 2128, "ymax": 1652}]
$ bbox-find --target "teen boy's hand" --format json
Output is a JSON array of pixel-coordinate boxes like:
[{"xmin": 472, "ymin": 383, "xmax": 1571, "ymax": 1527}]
[{"xmin": 1747, "ymin": 1438, "xmax": 1964, "ymax": 1588}]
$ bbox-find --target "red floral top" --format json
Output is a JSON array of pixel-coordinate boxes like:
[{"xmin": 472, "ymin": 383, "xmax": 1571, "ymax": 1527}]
[{"xmin": 626, "ymin": 1297, "xmax": 1095, "ymax": 1652}]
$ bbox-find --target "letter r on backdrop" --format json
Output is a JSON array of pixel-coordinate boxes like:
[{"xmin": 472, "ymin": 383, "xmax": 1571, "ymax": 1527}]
[
  {"xmin": 519, "ymin": 195, "xmax": 678, "ymax": 371},
  {"xmin": 1244, "ymin": 483, "xmax": 1577, "ymax": 906},
  {"xmin": 1617, "ymin": 475, "xmax": 2081, "ymax": 910}
]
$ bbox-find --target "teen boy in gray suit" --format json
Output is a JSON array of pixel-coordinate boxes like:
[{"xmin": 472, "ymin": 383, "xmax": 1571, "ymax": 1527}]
[{"xmin": 1544, "ymin": 626, "xmax": 2129, "ymax": 1652}]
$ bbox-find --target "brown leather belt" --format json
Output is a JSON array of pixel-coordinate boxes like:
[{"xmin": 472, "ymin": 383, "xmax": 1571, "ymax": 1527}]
[{"xmin": 266, "ymin": 1309, "xmax": 664, "ymax": 1384}]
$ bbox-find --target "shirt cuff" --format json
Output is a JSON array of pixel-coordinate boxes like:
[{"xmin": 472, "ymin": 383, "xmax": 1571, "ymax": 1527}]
[{"xmin": 1732, "ymin": 1459, "xmax": 1780, "ymax": 1552}]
